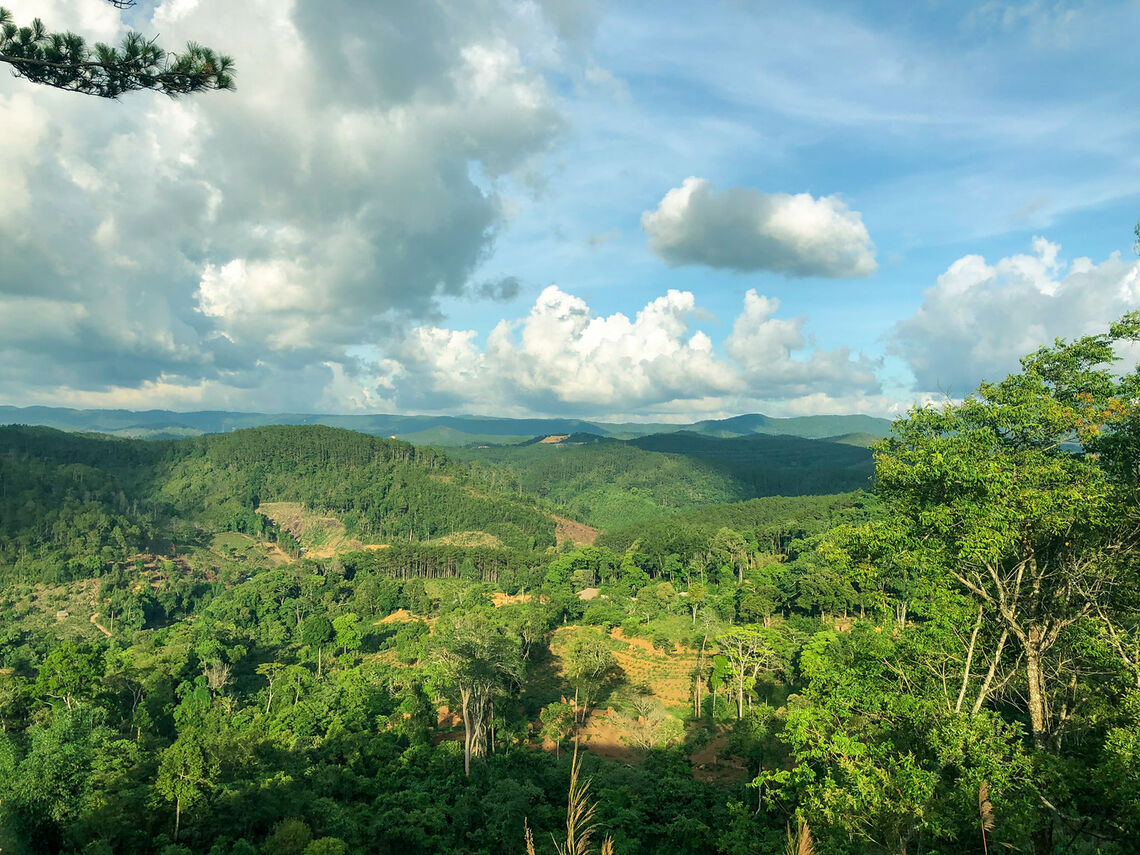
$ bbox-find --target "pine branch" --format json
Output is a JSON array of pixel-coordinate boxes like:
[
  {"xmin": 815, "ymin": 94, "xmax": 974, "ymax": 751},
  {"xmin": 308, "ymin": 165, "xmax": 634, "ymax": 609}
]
[{"xmin": 0, "ymin": 6, "xmax": 234, "ymax": 97}]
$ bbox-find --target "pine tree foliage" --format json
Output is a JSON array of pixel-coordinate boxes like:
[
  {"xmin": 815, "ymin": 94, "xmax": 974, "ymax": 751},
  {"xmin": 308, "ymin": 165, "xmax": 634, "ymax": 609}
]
[{"xmin": 0, "ymin": 1, "xmax": 233, "ymax": 97}]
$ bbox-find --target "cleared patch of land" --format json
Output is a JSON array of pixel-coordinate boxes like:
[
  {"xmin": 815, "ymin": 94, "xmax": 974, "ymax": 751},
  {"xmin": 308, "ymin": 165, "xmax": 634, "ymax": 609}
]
[
  {"xmin": 553, "ymin": 514, "xmax": 599, "ymax": 547},
  {"xmin": 257, "ymin": 501, "xmax": 374, "ymax": 557}
]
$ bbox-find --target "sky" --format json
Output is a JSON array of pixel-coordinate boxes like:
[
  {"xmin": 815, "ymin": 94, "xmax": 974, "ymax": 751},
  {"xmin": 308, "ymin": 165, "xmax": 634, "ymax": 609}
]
[{"xmin": 1, "ymin": 0, "xmax": 1139, "ymax": 421}]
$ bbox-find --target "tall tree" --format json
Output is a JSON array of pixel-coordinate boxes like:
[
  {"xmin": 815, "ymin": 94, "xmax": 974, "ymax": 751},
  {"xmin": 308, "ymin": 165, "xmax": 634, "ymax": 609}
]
[
  {"xmin": 876, "ymin": 313, "xmax": 1140, "ymax": 751},
  {"xmin": 0, "ymin": 1, "xmax": 234, "ymax": 97},
  {"xmin": 561, "ymin": 628, "xmax": 618, "ymax": 725},
  {"xmin": 716, "ymin": 626, "xmax": 780, "ymax": 719},
  {"xmin": 156, "ymin": 731, "xmax": 213, "ymax": 842},
  {"xmin": 301, "ymin": 613, "xmax": 334, "ymax": 678},
  {"xmin": 35, "ymin": 642, "xmax": 102, "ymax": 710},
  {"xmin": 874, "ymin": 314, "xmax": 1140, "ymax": 854},
  {"xmin": 332, "ymin": 613, "xmax": 362, "ymax": 657},
  {"xmin": 432, "ymin": 613, "xmax": 524, "ymax": 776}
]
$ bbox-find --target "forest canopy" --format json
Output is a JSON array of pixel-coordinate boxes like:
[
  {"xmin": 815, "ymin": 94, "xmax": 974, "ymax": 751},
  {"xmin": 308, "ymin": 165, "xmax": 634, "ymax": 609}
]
[{"xmin": 0, "ymin": 315, "xmax": 1137, "ymax": 854}]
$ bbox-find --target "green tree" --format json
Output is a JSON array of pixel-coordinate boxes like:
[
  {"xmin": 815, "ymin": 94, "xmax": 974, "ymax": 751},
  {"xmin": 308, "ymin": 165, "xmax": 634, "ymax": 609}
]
[
  {"xmin": 874, "ymin": 313, "xmax": 1140, "ymax": 853},
  {"xmin": 156, "ymin": 731, "xmax": 214, "ymax": 842},
  {"xmin": 561, "ymin": 628, "xmax": 618, "ymax": 725},
  {"xmin": 687, "ymin": 580, "xmax": 708, "ymax": 625},
  {"xmin": 716, "ymin": 626, "xmax": 780, "ymax": 719},
  {"xmin": 304, "ymin": 839, "xmax": 347, "ymax": 855},
  {"xmin": 331, "ymin": 613, "xmax": 362, "ymax": 657},
  {"xmin": 262, "ymin": 819, "xmax": 311, "ymax": 855},
  {"xmin": 876, "ymin": 314, "xmax": 1140, "ymax": 750},
  {"xmin": 432, "ymin": 613, "xmax": 524, "ymax": 776},
  {"xmin": 300, "ymin": 613, "xmax": 333, "ymax": 678},
  {"xmin": 36, "ymin": 642, "xmax": 102, "ymax": 710},
  {"xmin": 710, "ymin": 527, "xmax": 749, "ymax": 584},
  {"xmin": 0, "ymin": 2, "xmax": 234, "ymax": 97},
  {"xmin": 539, "ymin": 701, "xmax": 575, "ymax": 757},
  {"xmin": 1, "ymin": 708, "xmax": 96, "ymax": 850}
]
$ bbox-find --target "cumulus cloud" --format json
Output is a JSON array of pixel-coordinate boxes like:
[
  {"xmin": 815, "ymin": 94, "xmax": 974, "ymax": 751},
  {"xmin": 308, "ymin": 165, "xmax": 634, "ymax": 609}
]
[
  {"xmin": 641, "ymin": 177, "xmax": 877, "ymax": 278},
  {"xmin": 890, "ymin": 238, "xmax": 1140, "ymax": 394},
  {"xmin": 0, "ymin": 0, "xmax": 567, "ymax": 408},
  {"xmin": 376, "ymin": 286, "xmax": 880, "ymax": 416},
  {"xmin": 727, "ymin": 291, "xmax": 881, "ymax": 396}
]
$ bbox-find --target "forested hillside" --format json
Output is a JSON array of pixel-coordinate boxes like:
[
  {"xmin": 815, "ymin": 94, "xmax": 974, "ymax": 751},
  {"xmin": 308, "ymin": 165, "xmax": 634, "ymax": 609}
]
[
  {"xmin": 0, "ymin": 319, "xmax": 1138, "ymax": 855},
  {"xmin": 450, "ymin": 432, "xmax": 874, "ymax": 530},
  {"xmin": 0, "ymin": 425, "xmax": 556, "ymax": 586}
]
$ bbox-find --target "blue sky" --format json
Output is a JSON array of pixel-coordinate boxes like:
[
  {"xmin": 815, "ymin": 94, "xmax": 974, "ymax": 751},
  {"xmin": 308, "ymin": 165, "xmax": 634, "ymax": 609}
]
[{"xmin": 1, "ymin": 0, "xmax": 1138, "ymax": 418}]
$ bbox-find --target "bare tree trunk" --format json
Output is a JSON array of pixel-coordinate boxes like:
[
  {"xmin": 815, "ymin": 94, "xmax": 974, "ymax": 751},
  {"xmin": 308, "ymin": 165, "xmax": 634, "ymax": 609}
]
[
  {"xmin": 1025, "ymin": 631, "xmax": 1048, "ymax": 749},
  {"xmin": 694, "ymin": 636, "xmax": 706, "ymax": 718},
  {"xmin": 736, "ymin": 669, "xmax": 745, "ymax": 720},
  {"xmin": 461, "ymin": 689, "xmax": 473, "ymax": 777},
  {"xmin": 174, "ymin": 796, "xmax": 181, "ymax": 842},
  {"xmin": 955, "ymin": 605, "xmax": 984, "ymax": 713},
  {"xmin": 972, "ymin": 629, "xmax": 1009, "ymax": 716}
]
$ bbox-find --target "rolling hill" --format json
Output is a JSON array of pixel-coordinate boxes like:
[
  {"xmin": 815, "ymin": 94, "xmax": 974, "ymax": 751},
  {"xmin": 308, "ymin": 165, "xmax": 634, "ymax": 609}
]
[
  {"xmin": 0, "ymin": 405, "xmax": 893, "ymax": 446},
  {"xmin": 449, "ymin": 430, "xmax": 875, "ymax": 530},
  {"xmin": 0, "ymin": 424, "xmax": 558, "ymax": 583}
]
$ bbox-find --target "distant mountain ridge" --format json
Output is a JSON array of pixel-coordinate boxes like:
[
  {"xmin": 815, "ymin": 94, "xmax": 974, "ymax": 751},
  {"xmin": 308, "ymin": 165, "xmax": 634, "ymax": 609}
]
[{"xmin": 0, "ymin": 405, "xmax": 893, "ymax": 445}]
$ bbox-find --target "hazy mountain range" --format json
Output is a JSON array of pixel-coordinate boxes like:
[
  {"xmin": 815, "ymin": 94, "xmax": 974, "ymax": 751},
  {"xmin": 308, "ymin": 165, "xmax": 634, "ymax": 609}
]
[{"xmin": 0, "ymin": 406, "xmax": 892, "ymax": 446}]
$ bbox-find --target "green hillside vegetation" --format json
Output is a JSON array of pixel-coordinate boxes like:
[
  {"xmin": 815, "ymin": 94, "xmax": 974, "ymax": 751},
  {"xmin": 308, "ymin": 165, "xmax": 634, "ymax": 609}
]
[
  {"xmin": 818, "ymin": 431, "xmax": 882, "ymax": 447},
  {"xmin": 158, "ymin": 426, "xmax": 556, "ymax": 551},
  {"xmin": 0, "ymin": 424, "xmax": 557, "ymax": 585},
  {"xmin": 450, "ymin": 432, "xmax": 873, "ymax": 530},
  {"xmin": 0, "ymin": 318, "xmax": 1138, "ymax": 854},
  {"xmin": 392, "ymin": 426, "xmax": 532, "ymax": 447},
  {"xmin": 597, "ymin": 491, "xmax": 878, "ymax": 559}
]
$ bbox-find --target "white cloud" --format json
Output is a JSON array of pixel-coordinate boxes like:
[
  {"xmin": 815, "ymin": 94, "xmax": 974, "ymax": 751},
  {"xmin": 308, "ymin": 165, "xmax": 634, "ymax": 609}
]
[
  {"xmin": 378, "ymin": 285, "xmax": 881, "ymax": 416},
  {"xmin": 0, "ymin": 94, "xmax": 48, "ymax": 225},
  {"xmin": 0, "ymin": 0, "xmax": 567, "ymax": 406},
  {"xmin": 641, "ymin": 177, "xmax": 877, "ymax": 278},
  {"xmin": 890, "ymin": 238, "xmax": 1140, "ymax": 395},
  {"xmin": 727, "ymin": 290, "xmax": 881, "ymax": 396}
]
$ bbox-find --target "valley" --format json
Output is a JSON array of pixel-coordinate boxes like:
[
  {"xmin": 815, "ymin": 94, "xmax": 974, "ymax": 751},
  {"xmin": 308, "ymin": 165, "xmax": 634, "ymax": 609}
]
[{"xmin": 1, "ymin": 325, "xmax": 1138, "ymax": 855}]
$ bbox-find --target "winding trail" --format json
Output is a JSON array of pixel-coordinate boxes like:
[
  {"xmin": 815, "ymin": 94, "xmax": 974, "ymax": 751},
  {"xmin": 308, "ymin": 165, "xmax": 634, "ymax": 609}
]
[{"xmin": 89, "ymin": 613, "xmax": 112, "ymax": 637}]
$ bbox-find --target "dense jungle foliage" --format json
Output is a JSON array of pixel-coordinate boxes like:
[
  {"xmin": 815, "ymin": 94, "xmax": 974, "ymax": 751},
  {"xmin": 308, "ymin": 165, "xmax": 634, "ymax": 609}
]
[{"xmin": 0, "ymin": 316, "xmax": 1138, "ymax": 855}]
